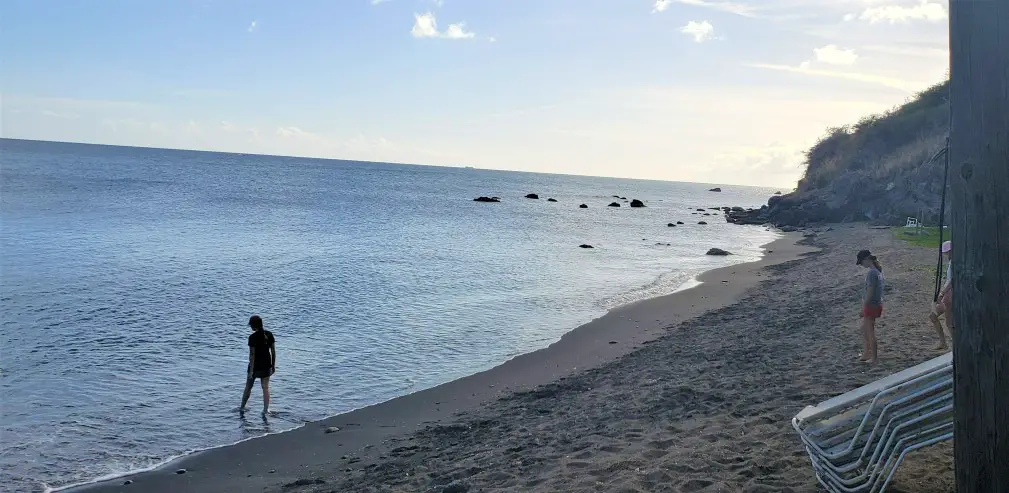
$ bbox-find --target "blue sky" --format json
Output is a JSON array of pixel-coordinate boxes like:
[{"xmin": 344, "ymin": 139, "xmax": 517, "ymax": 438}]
[{"xmin": 1, "ymin": 0, "xmax": 949, "ymax": 186}]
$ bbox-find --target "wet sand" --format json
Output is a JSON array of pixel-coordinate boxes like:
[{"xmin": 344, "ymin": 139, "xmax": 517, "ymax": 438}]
[{"xmin": 72, "ymin": 225, "xmax": 955, "ymax": 493}]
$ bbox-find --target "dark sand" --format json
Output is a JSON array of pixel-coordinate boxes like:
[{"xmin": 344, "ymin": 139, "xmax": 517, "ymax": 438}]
[{"xmin": 73, "ymin": 225, "xmax": 955, "ymax": 493}]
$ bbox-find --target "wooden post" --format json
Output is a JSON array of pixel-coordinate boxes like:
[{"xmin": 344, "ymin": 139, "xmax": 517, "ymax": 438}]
[{"xmin": 948, "ymin": 0, "xmax": 1009, "ymax": 491}]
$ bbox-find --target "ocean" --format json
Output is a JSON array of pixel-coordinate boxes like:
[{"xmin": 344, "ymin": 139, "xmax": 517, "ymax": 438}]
[{"xmin": 0, "ymin": 139, "xmax": 779, "ymax": 492}]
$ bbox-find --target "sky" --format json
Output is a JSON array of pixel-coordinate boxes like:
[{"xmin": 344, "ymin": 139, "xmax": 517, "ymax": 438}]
[{"xmin": 1, "ymin": 1, "xmax": 949, "ymax": 187}]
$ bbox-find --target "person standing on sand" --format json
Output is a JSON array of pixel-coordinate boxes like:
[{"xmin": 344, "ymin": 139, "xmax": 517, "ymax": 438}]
[
  {"xmin": 929, "ymin": 241, "xmax": 954, "ymax": 350},
  {"xmin": 241, "ymin": 315, "xmax": 276, "ymax": 414},
  {"xmin": 856, "ymin": 250, "xmax": 884, "ymax": 364}
]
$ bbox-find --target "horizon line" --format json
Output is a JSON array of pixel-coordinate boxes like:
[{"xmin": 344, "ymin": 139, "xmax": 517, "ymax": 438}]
[{"xmin": 0, "ymin": 137, "xmax": 792, "ymax": 190}]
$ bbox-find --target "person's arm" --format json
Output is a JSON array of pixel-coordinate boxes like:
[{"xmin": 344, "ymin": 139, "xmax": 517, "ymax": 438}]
[
  {"xmin": 865, "ymin": 272, "xmax": 877, "ymax": 305},
  {"xmin": 248, "ymin": 347, "xmax": 255, "ymax": 372},
  {"xmin": 270, "ymin": 338, "xmax": 276, "ymax": 370}
]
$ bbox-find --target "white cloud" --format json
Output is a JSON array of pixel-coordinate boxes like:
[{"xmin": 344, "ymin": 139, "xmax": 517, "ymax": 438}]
[
  {"xmin": 411, "ymin": 13, "xmax": 440, "ymax": 38},
  {"xmin": 851, "ymin": 1, "xmax": 947, "ymax": 24},
  {"xmin": 813, "ymin": 44, "xmax": 858, "ymax": 65},
  {"xmin": 680, "ymin": 20, "xmax": 715, "ymax": 43},
  {"xmin": 248, "ymin": 20, "xmax": 257, "ymax": 32},
  {"xmin": 443, "ymin": 23, "xmax": 475, "ymax": 39},
  {"xmin": 371, "ymin": 0, "xmax": 391, "ymax": 4},
  {"xmin": 653, "ymin": 0, "xmax": 671, "ymax": 13},
  {"xmin": 411, "ymin": 12, "xmax": 475, "ymax": 39}
]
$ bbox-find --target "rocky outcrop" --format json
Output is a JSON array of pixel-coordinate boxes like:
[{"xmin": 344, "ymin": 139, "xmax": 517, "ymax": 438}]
[
  {"xmin": 706, "ymin": 248, "xmax": 731, "ymax": 256},
  {"xmin": 473, "ymin": 196, "xmax": 500, "ymax": 203},
  {"xmin": 630, "ymin": 199, "xmax": 645, "ymax": 208}
]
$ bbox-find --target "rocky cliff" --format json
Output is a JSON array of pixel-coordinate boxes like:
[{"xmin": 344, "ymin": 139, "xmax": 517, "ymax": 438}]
[{"xmin": 728, "ymin": 80, "xmax": 950, "ymax": 228}]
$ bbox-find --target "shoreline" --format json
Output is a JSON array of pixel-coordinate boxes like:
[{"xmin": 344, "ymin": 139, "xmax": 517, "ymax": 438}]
[{"xmin": 66, "ymin": 232, "xmax": 816, "ymax": 493}]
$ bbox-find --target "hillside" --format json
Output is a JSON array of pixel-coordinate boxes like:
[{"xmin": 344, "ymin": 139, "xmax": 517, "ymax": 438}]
[{"xmin": 729, "ymin": 80, "xmax": 951, "ymax": 227}]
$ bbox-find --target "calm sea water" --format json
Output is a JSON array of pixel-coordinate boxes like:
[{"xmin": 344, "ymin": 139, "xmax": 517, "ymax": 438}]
[{"xmin": 0, "ymin": 139, "xmax": 779, "ymax": 492}]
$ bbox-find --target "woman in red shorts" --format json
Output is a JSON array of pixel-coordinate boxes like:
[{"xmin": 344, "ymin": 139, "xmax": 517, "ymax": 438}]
[{"xmin": 857, "ymin": 250, "xmax": 884, "ymax": 363}]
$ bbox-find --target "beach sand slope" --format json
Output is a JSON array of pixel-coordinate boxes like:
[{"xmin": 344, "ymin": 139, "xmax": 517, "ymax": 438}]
[{"xmin": 310, "ymin": 225, "xmax": 953, "ymax": 493}]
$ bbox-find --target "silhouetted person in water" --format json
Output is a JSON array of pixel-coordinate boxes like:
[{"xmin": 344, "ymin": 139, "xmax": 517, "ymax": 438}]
[{"xmin": 241, "ymin": 315, "xmax": 275, "ymax": 415}]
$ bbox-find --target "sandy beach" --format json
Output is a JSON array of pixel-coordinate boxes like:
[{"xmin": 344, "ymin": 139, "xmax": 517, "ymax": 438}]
[{"xmin": 72, "ymin": 224, "xmax": 955, "ymax": 493}]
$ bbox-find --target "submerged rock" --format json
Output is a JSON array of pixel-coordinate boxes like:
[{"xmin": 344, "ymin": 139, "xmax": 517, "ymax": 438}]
[
  {"xmin": 525, "ymin": 193, "xmax": 539, "ymax": 199},
  {"xmin": 677, "ymin": 221, "xmax": 684, "ymax": 225},
  {"xmin": 473, "ymin": 196, "xmax": 500, "ymax": 203},
  {"xmin": 547, "ymin": 198, "xmax": 558, "ymax": 202},
  {"xmin": 706, "ymin": 248, "xmax": 731, "ymax": 256},
  {"xmin": 175, "ymin": 469, "xmax": 187, "ymax": 475},
  {"xmin": 698, "ymin": 221, "xmax": 708, "ymax": 225},
  {"xmin": 709, "ymin": 187, "xmax": 722, "ymax": 192},
  {"xmin": 667, "ymin": 223, "xmax": 676, "ymax": 227},
  {"xmin": 579, "ymin": 244, "xmax": 594, "ymax": 249},
  {"xmin": 608, "ymin": 202, "xmax": 621, "ymax": 207},
  {"xmin": 579, "ymin": 204, "xmax": 588, "ymax": 208},
  {"xmin": 630, "ymin": 199, "xmax": 645, "ymax": 208}
]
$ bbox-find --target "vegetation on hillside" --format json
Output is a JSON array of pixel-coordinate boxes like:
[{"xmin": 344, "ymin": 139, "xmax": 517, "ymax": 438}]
[{"xmin": 798, "ymin": 80, "xmax": 950, "ymax": 196}]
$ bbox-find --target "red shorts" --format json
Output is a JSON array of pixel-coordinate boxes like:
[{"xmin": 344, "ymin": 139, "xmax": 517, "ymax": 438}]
[{"xmin": 863, "ymin": 304, "xmax": 883, "ymax": 318}]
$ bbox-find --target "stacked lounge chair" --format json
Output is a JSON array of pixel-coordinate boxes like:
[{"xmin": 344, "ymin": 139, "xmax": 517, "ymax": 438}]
[{"xmin": 792, "ymin": 352, "xmax": 953, "ymax": 492}]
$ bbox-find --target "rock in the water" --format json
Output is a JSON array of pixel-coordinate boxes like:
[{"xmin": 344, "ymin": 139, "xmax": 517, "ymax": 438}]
[
  {"xmin": 620, "ymin": 196, "xmax": 627, "ymax": 200},
  {"xmin": 579, "ymin": 244, "xmax": 594, "ymax": 249},
  {"xmin": 286, "ymin": 478, "xmax": 326, "ymax": 487},
  {"xmin": 629, "ymin": 199, "xmax": 645, "ymax": 208},
  {"xmin": 525, "ymin": 193, "xmax": 539, "ymax": 199},
  {"xmin": 175, "ymin": 469, "xmax": 187, "ymax": 475},
  {"xmin": 696, "ymin": 208, "xmax": 706, "ymax": 212},
  {"xmin": 667, "ymin": 223, "xmax": 676, "ymax": 227},
  {"xmin": 325, "ymin": 426, "xmax": 341, "ymax": 433},
  {"xmin": 123, "ymin": 480, "xmax": 133, "ymax": 485},
  {"xmin": 547, "ymin": 198, "xmax": 557, "ymax": 202},
  {"xmin": 608, "ymin": 202, "xmax": 621, "ymax": 207},
  {"xmin": 677, "ymin": 221, "xmax": 684, "ymax": 225},
  {"xmin": 473, "ymin": 196, "xmax": 500, "ymax": 203},
  {"xmin": 698, "ymin": 221, "xmax": 708, "ymax": 225},
  {"xmin": 709, "ymin": 187, "xmax": 722, "ymax": 192},
  {"xmin": 706, "ymin": 248, "xmax": 731, "ymax": 256},
  {"xmin": 579, "ymin": 204, "xmax": 588, "ymax": 208},
  {"xmin": 775, "ymin": 191, "xmax": 783, "ymax": 195}
]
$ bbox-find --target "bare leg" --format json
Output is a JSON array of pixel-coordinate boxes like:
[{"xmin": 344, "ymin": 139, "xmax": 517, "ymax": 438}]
[
  {"xmin": 863, "ymin": 318, "xmax": 878, "ymax": 363},
  {"xmin": 240, "ymin": 376, "xmax": 254, "ymax": 411},
  {"xmin": 260, "ymin": 377, "xmax": 271, "ymax": 414},
  {"xmin": 858, "ymin": 316, "xmax": 870, "ymax": 361},
  {"xmin": 944, "ymin": 307, "xmax": 954, "ymax": 339},
  {"xmin": 930, "ymin": 304, "xmax": 950, "ymax": 350}
]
